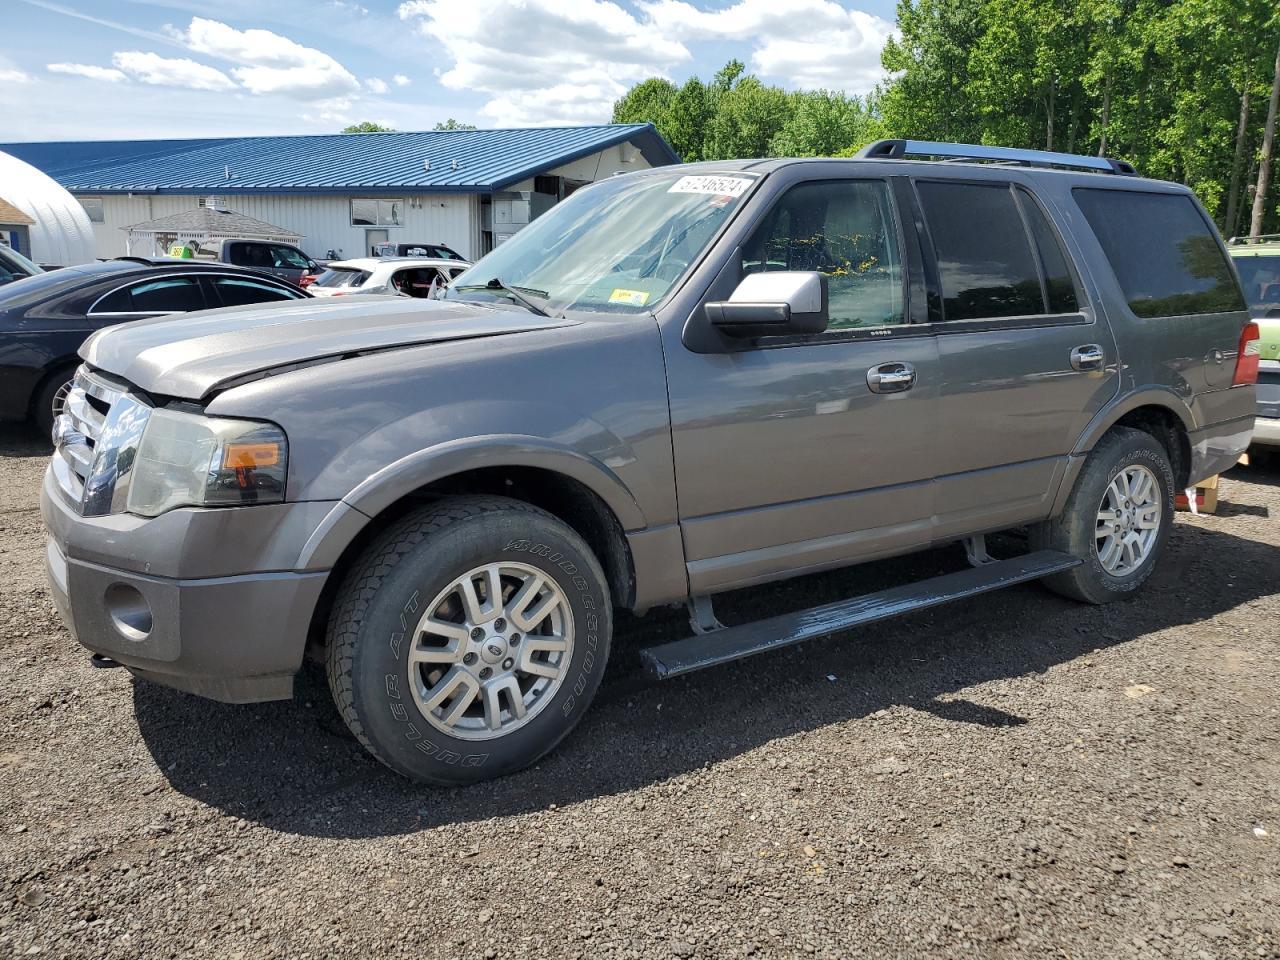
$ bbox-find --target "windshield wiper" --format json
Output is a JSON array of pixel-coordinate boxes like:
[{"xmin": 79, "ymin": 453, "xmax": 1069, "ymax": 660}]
[{"xmin": 454, "ymin": 277, "xmax": 552, "ymax": 317}]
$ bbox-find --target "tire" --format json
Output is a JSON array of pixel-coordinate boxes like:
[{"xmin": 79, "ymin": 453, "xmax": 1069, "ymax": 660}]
[
  {"xmin": 33, "ymin": 366, "xmax": 76, "ymax": 440},
  {"xmin": 325, "ymin": 495, "xmax": 612, "ymax": 785},
  {"xmin": 1031, "ymin": 427, "xmax": 1175, "ymax": 604}
]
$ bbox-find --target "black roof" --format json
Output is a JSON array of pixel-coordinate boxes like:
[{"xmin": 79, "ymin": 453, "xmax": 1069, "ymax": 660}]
[{"xmin": 0, "ymin": 257, "xmax": 304, "ymax": 308}]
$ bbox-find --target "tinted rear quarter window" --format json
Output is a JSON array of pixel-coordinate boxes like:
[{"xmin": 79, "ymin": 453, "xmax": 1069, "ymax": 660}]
[
  {"xmin": 1074, "ymin": 189, "xmax": 1244, "ymax": 318},
  {"xmin": 915, "ymin": 181, "xmax": 1045, "ymax": 320}
]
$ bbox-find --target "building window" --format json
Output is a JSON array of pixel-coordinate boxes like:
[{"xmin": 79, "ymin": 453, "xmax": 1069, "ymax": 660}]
[
  {"xmin": 80, "ymin": 198, "xmax": 105, "ymax": 223},
  {"xmin": 351, "ymin": 198, "xmax": 403, "ymax": 227}
]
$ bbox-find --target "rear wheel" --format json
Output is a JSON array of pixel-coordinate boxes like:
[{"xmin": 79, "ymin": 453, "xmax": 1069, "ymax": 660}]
[
  {"xmin": 1031, "ymin": 427, "xmax": 1175, "ymax": 604},
  {"xmin": 325, "ymin": 496, "xmax": 612, "ymax": 785}
]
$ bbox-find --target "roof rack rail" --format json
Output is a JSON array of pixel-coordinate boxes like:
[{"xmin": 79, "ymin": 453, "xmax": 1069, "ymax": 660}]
[
  {"xmin": 1226, "ymin": 233, "xmax": 1280, "ymax": 245},
  {"xmin": 855, "ymin": 139, "xmax": 1138, "ymax": 176}
]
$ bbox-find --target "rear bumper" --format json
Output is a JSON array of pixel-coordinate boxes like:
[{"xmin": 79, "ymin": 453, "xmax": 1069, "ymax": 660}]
[
  {"xmin": 1251, "ymin": 416, "xmax": 1280, "ymax": 447},
  {"xmin": 1188, "ymin": 414, "xmax": 1253, "ymax": 485},
  {"xmin": 41, "ymin": 466, "xmax": 331, "ymax": 703}
]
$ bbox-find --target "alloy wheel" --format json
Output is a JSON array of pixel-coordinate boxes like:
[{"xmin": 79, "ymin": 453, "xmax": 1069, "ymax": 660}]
[
  {"xmin": 408, "ymin": 562, "xmax": 573, "ymax": 740},
  {"xmin": 1095, "ymin": 464, "xmax": 1161, "ymax": 575}
]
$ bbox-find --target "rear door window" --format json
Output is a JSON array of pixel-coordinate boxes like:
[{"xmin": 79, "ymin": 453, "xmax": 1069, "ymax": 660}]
[
  {"xmin": 915, "ymin": 181, "xmax": 1045, "ymax": 320},
  {"xmin": 1074, "ymin": 189, "xmax": 1245, "ymax": 317},
  {"xmin": 93, "ymin": 276, "xmax": 205, "ymax": 314},
  {"xmin": 1017, "ymin": 188, "xmax": 1079, "ymax": 313},
  {"xmin": 211, "ymin": 276, "xmax": 302, "ymax": 306}
]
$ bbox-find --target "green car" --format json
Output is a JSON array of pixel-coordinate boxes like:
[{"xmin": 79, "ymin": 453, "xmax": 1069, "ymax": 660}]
[{"xmin": 1229, "ymin": 236, "xmax": 1280, "ymax": 447}]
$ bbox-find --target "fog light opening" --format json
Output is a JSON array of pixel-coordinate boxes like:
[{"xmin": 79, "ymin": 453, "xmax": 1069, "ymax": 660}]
[{"xmin": 104, "ymin": 583, "xmax": 153, "ymax": 641}]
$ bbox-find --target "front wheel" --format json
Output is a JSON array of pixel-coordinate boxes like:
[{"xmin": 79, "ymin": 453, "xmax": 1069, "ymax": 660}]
[
  {"xmin": 325, "ymin": 496, "xmax": 612, "ymax": 785},
  {"xmin": 34, "ymin": 367, "xmax": 76, "ymax": 439},
  {"xmin": 1031, "ymin": 426, "xmax": 1175, "ymax": 604}
]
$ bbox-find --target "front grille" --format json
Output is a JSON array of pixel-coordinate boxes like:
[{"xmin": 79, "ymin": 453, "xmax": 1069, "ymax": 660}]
[{"xmin": 51, "ymin": 367, "xmax": 148, "ymax": 515}]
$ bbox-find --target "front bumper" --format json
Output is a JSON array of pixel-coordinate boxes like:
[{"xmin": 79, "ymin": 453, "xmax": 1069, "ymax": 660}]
[{"xmin": 41, "ymin": 466, "xmax": 333, "ymax": 703}]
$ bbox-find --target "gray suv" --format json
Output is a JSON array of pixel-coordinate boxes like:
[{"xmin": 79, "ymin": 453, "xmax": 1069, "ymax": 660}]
[{"xmin": 42, "ymin": 141, "xmax": 1258, "ymax": 785}]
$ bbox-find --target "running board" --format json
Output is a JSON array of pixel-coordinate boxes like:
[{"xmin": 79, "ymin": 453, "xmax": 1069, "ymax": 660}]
[{"xmin": 639, "ymin": 550, "xmax": 1081, "ymax": 680}]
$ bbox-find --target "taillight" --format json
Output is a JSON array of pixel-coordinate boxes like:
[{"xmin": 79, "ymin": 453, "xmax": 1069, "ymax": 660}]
[{"xmin": 1234, "ymin": 322, "xmax": 1260, "ymax": 385}]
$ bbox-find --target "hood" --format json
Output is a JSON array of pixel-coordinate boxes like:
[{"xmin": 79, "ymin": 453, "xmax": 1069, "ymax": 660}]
[{"xmin": 81, "ymin": 296, "xmax": 577, "ymax": 400}]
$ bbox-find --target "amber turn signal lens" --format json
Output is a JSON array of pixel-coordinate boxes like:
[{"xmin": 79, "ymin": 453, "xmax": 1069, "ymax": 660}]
[{"xmin": 222, "ymin": 442, "xmax": 281, "ymax": 469}]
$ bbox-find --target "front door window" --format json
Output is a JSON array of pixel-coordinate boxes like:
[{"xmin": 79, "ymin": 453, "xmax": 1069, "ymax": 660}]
[{"xmin": 741, "ymin": 179, "xmax": 905, "ymax": 332}]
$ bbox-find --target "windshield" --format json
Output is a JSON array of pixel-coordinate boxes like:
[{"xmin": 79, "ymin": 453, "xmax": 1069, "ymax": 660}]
[
  {"xmin": 445, "ymin": 171, "xmax": 758, "ymax": 315},
  {"xmin": 1233, "ymin": 252, "xmax": 1280, "ymax": 317},
  {"xmin": 313, "ymin": 267, "xmax": 370, "ymax": 288},
  {"xmin": 0, "ymin": 245, "xmax": 43, "ymax": 283}
]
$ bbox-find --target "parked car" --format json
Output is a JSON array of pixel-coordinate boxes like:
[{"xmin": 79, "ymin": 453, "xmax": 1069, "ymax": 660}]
[
  {"xmin": 372, "ymin": 241, "xmax": 467, "ymax": 261},
  {"xmin": 193, "ymin": 238, "xmax": 323, "ymax": 285},
  {"xmin": 0, "ymin": 243, "xmax": 42, "ymax": 286},
  {"xmin": 44, "ymin": 142, "xmax": 1257, "ymax": 786},
  {"xmin": 1228, "ymin": 235, "xmax": 1280, "ymax": 449},
  {"xmin": 308, "ymin": 257, "xmax": 469, "ymax": 298},
  {"xmin": 2, "ymin": 257, "xmax": 309, "ymax": 436}
]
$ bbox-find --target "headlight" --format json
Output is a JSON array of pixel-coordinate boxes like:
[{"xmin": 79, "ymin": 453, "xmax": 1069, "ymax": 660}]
[{"xmin": 125, "ymin": 408, "xmax": 287, "ymax": 517}]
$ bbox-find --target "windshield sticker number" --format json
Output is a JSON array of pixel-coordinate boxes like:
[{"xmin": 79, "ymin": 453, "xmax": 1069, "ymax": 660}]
[
  {"xmin": 609, "ymin": 288, "xmax": 650, "ymax": 306},
  {"xmin": 667, "ymin": 175, "xmax": 753, "ymax": 198}
]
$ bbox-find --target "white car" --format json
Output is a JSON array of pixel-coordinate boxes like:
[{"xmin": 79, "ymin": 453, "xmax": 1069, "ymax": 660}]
[{"xmin": 308, "ymin": 257, "xmax": 470, "ymax": 299}]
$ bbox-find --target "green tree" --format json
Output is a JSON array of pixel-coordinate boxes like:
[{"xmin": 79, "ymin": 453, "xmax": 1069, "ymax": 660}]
[
  {"xmin": 879, "ymin": 0, "xmax": 986, "ymax": 142},
  {"xmin": 433, "ymin": 119, "xmax": 477, "ymax": 130},
  {"xmin": 770, "ymin": 90, "xmax": 872, "ymax": 156},
  {"xmin": 664, "ymin": 78, "xmax": 713, "ymax": 161},
  {"xmin": 341, "ymin": 121, "xmax": 395, "ymax": 133},
  {"xmin": 875, "ymin": 0, "xmax": 1280, "ymax": 234},
  {"xmin": 611, "ymin": 77, "xmax": 678, "ymax": 127},
  {"xmin": 703, "ymin": 74, "xmax": 791, "ymax": 159}
]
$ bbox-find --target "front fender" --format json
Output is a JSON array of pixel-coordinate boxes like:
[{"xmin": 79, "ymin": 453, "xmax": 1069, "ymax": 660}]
[
  {"xmin": 293, "ymin": 434, "xmax": 648, "ymax": 571},
  {"xmin": 344, "ymin": 433, "xmax": 647, "ymax": 529}
]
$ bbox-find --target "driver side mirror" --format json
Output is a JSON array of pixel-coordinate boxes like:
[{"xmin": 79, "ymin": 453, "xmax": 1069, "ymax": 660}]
[{"xmin": 705, "ymin": 272, "xmax": 829, "ymax": 338}]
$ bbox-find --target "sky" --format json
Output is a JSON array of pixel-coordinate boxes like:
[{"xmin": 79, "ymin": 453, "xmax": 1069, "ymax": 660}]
[{"xmin": 0, "ymin": 0, "xmax": 899, "ymax": 142}]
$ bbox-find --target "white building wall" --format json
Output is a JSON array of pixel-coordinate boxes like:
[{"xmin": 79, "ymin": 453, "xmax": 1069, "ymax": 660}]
[
  {"xmin": 76, "ymin": 141, "xmax": 659, "ymax": 262},
  {"xmin": 85, "ymin": 192, "xmax": 479, "ymax": 261}
]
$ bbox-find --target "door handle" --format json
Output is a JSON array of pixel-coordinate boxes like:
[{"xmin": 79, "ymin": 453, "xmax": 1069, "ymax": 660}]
[
  {"xmin": 867, "ymin": 361, "xmax": 916, "ymax": 394},
  {"xmin": 1071, "ymin": 344, "xmax": 1105, "ymax": 371}
]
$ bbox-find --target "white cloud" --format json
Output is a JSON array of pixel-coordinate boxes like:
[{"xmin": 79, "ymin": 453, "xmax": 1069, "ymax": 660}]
[
  {"xmin": 0, "ymin": 67, "xmax": 33, "ymax": 83},
  {"xmin": 112, "ymin": 51, "xmax": 238, "ymax": 92},
  {"xmin": 365, "ymin": 76, "xmax": 388, "ymax": 93},
  {"xmin": 47, "ymin": 62, "xmax": 127, "ymax": 83},
  {"xmin": 393, "ymin": 73, "xmax": 411, "ymax": 87},
  {"xmin": 640, "ymin": 0, "xmax": 895, "ymax": 91},
  {"xmin": 398, "ymin": 0, "xmax": 691, "ymax": 125},
  {"xmin": 169, "ymin": 17, "xmax": 361, "ymax": 101}
]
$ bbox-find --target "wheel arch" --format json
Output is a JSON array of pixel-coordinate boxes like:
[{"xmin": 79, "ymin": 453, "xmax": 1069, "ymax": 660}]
[{"xmin": 301, "ymin": 452, "xmax": 642, "ymax": 655}]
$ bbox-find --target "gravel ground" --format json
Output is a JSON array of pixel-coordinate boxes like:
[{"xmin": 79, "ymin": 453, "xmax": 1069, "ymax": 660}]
[{"xmin": 1, "ymin": 422, "xmax": 1277, "ymax": 960}]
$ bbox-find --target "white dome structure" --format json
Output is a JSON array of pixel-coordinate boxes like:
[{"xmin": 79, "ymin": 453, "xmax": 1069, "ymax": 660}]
[{"xmin": 0, "ymin": 149, "xmax": 95, "ymax": 267}]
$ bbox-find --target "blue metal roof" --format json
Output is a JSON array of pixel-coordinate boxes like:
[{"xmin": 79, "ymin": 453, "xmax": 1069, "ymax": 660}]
[{"xmin": 1, "ymin": 125, "xmax": 678, "ymax": 195}]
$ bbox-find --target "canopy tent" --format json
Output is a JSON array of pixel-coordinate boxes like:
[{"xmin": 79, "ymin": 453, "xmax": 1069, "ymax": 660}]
[{"xmin": 124, "ymin": 206, "xmax": 301, "ymax": 257}]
